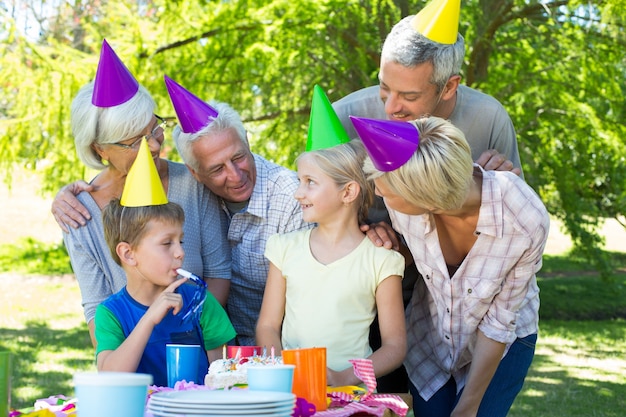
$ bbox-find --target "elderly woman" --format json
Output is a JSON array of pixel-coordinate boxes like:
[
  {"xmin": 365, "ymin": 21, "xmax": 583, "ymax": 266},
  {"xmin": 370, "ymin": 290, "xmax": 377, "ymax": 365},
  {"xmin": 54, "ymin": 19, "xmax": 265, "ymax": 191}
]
[
  {"xmin": 353, "ymin": 115, "xmax": 549, "ymax": 417},
  {"xmin": 61, "ymin": 40, "xmax": 230, "ymax": 347}
]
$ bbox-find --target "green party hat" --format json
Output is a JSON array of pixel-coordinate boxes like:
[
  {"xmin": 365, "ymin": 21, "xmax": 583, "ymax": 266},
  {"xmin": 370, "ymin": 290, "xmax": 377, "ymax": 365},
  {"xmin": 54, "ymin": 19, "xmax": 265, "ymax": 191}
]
[{"xmin": 306, "ymin": 85, "xmax": 350, "ymax": 151}]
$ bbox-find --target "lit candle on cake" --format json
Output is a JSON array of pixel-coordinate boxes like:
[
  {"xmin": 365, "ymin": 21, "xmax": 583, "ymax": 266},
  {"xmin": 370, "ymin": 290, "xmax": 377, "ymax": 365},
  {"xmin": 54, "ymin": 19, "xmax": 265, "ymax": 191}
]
[{"xmin": 222, "ymin": 344, "xmax": 226, "ymax": 360}]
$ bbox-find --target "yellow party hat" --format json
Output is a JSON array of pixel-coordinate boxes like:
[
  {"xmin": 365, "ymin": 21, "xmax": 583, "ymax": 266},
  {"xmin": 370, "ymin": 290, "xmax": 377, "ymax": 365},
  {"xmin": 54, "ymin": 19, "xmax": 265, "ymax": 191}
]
[
  {"xmin": 120, "ymin": 138, "xmax": 168, "ymax": 207},
  {"xmin": 411, "ymin": 0, "xmax": 460, "ymax": 44}
]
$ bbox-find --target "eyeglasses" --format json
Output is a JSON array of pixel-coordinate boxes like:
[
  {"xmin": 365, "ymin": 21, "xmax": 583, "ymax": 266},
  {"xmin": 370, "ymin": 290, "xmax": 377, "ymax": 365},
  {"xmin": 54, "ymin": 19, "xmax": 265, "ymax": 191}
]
[{"xmin": 110, "ymin": 115, "xmax": 167, "ymax": 150}]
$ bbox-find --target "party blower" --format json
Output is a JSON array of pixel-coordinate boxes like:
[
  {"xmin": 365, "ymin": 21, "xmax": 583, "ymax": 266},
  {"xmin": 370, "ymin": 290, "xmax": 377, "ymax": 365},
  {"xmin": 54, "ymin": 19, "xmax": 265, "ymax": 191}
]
[{"xmin": 176, "ymin": 268, "xmax": 207, "ymax": 323}]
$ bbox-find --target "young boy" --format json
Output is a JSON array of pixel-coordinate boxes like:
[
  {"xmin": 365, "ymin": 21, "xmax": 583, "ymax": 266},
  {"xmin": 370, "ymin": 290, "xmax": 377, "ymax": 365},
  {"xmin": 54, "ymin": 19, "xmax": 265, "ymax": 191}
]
[{"xmin": 94, "ymin": 138, "xmax": 235, "ymax": 387}]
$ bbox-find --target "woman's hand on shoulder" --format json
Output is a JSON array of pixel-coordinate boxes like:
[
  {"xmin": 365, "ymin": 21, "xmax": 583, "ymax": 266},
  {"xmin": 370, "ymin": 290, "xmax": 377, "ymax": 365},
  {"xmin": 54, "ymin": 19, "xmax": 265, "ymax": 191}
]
[
  {"xmin": 361, "ymin": 221, "xmax": 399, "ymax": 251},
  {"xmin": 51, "ymin": 180, "xmax": 94, "ymax": 232}
]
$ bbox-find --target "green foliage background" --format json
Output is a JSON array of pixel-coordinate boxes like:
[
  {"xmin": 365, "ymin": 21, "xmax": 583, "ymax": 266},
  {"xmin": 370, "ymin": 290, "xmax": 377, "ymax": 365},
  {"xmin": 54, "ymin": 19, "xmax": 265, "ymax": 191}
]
[{"xmin": 1, "ymin": 0, "xmax": 625, "ymax": 276}]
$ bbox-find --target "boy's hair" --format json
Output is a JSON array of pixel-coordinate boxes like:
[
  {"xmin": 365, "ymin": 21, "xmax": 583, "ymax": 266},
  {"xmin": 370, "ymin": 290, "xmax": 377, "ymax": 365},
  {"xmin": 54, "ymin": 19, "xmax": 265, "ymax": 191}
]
[
  {"xmin": 173, "ymin": 101, "xmax": 248, "ymax": 172},
  {"xmin": 298, "ymin": 140, "xmax": 374, "ymax": 224},
  {"xmin": 102, "ymin": 199, "xmax": 185, "ymax": 265},
  {"xmin": 363, "ymin": 117, "xmax": 474, "ymax": 212},
  {"xmin": 71, "ymin": 82, "xmax": 156, "ymax": 170}
]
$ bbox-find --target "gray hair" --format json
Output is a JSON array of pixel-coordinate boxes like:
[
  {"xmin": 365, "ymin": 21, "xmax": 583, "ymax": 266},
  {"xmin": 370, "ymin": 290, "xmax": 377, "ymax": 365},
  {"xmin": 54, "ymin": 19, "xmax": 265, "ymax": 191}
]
[
  {"xmin": 381, "ymin": 15, "xmax": 465, "ymax": 92},
  {"xmin": 173, "ymin": 101, "xmax": 248, "ymax": 171},
  {"xmin": 71, "ymin": 82, "xmax": 155, "ymax": 170}
]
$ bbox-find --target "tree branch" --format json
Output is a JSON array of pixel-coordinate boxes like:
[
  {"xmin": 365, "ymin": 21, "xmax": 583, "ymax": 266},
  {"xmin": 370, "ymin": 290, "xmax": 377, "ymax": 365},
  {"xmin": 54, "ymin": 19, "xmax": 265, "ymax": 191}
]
[{"xmin": 468, "ymin": 0, "xmax": 576, "ymax": 85}]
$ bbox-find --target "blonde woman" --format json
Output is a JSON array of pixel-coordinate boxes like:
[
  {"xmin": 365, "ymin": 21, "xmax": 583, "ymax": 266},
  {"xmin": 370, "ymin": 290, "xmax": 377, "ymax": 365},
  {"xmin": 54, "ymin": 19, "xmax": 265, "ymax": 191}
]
[{"xmin": 355, "ymin": 115, "xmax": 549, "ymax": 417}]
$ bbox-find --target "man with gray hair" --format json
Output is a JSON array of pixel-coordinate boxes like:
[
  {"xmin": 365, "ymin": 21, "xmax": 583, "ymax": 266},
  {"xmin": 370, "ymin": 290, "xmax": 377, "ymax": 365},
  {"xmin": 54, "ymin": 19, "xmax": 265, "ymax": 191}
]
[
  {"xmin": 165, "ymin": 76, "xmax": 311, "ymax": 346},
  {"xmin": 334, "ymin": 15, "xmax": 522, "ymax": 175}
]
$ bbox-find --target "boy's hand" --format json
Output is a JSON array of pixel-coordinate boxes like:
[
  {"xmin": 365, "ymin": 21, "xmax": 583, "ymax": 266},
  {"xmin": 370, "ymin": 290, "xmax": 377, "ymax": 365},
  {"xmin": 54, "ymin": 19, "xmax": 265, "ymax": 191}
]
[{"xmin": 144, "ymin": 278, "xmax": 188, "ymax": 326}]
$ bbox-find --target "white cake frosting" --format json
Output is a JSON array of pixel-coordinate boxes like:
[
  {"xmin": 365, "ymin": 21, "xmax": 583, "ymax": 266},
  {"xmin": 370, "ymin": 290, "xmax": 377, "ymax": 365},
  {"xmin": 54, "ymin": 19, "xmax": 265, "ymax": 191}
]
[{"xmin": 205, "ymin": 355, "xmax": 283, "ymax": 388}]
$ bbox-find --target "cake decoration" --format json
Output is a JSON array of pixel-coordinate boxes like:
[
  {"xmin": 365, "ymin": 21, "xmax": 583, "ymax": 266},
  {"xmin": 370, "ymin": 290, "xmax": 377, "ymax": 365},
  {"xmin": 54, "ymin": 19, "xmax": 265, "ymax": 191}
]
[{"xmin": 204, "ymin": 349, "xmax": 283, "ymax": 389}]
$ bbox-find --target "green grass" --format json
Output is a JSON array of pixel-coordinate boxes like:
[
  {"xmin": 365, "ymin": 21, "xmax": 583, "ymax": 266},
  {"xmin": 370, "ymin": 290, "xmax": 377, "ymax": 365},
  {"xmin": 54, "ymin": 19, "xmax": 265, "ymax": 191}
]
[
  {"xmin": 541, "ymin": 251, "xmax": 626, "ymax": 275},
  {"xmin": 0, "ymin": 238, "xmax": 73, "ymax": 275},
  {"xmin": 0, "ymin": 276, "xmax": 93, "ymax": 411},
  {"xmin": 510, "ymin": 320, "xmax": 626, "ymax": 417},
  {"xmin": 539, "ymin": 278, "xmax": 626, "ymax": 321},
  {"xmin": 1, "ymin": 243, "xmax": 625, "ymax": 415}
]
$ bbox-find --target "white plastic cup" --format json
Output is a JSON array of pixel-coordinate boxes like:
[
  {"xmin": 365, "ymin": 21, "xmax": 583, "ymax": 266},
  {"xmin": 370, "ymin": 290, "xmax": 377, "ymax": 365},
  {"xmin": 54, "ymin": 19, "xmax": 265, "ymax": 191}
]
[
  {"xmin": 74, "ymin": 371, "xmax": 152, "ymax": 417},
  {"xmin": 247, "ymin": 364, "xmax": 295, "ymax": 393}
]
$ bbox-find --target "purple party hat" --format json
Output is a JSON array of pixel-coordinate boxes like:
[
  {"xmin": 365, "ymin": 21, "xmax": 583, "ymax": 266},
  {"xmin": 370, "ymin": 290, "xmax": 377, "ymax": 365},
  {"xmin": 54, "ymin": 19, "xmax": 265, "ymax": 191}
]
[
  {"xmin": 306, "ymin": 85, "xmax": 351, "ymax": 151},
  {"xmin": 164, "ymin": 75, "xmax": 219, "ymax": 134},
  {"xmin": 92, "ymin": 39, "xmax": 140, "ymax": 107},
  {"xmin": 350, "ymin": 116, "xmax": 419, "ymax": 172}
]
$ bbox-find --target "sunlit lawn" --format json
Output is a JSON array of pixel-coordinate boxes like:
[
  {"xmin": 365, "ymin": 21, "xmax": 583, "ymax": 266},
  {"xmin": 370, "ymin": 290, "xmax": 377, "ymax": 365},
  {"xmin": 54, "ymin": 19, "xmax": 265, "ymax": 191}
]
[
  {"xmin": 0, "ymin": 275, "xmax": 94, "ymax": 410},
  {"xmin": 1, "ymin": 249, "xmax": 626, "ymax": 414},
  {"xmin": 509, "ymin": 320, "xmax": 626, "ymax": 417}
]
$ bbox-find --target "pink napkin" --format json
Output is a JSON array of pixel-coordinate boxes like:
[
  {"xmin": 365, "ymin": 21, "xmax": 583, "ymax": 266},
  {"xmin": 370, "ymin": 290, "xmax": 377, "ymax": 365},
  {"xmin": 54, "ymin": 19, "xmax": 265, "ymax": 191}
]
[{"xmin": 313, "ymin": 359, "xmax": 409, "ymax": 417}]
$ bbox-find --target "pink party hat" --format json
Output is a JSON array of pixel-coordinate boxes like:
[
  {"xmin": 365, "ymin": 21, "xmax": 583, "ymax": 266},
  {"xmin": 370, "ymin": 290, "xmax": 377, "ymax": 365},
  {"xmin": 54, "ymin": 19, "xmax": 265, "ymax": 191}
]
[
  {"xmin": 120, "ymin": 138, "xmax": 168, "ymax": 207},
  {"xmin": 306, "ymin": 85, "xmax": 351, "ymax": 151},
  {"xmin": 164, "ymin": 75, "xmax": 219, "ymax": 134},
  {"xmin": 92, "ymin": 39, "xmax": 140, "ymax": 107},
  {"xmin": 411, "ymin": 0, "xmax": 461, "ymax": 44},
  {"xmin": 350, "ymin": 116, "xmax": 419, "ymax": 172}
]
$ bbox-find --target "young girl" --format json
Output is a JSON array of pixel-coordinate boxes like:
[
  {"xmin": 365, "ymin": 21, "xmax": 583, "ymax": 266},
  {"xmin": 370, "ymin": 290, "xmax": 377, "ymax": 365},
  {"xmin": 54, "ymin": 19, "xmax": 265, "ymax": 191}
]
[{"xmin": 256, "ymin": 140, "xmax": 406, "ymax": 387}]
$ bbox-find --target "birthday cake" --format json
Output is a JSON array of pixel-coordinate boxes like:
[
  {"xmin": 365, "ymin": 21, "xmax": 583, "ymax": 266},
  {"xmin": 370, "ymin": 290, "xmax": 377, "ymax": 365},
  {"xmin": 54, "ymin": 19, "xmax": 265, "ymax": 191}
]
[{"xmin": 205, "ymin": 355, "xmax": 283, "ymax": 389}]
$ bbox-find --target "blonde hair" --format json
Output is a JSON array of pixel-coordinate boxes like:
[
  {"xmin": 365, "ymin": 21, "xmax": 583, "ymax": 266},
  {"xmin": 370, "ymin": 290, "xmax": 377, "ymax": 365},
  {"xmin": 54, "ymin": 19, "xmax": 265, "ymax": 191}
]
[
  {"xmin": 297, "ymin": 140, "xmax": 374, "ymax": 224},
  {"xmin": 102, "ymin": 199, "xmax": 185, "ymax": 265},
  {"xmin": 363, "ymin": 117, "xmax": 473, "ymax": 211}
]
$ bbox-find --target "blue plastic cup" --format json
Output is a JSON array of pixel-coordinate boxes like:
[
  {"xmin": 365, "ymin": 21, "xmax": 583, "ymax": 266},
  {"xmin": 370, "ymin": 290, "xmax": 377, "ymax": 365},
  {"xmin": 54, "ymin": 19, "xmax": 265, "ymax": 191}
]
[
  {"xmin": 166, "ymin": 344, "xmax": 201, "ymax": 387},
  {"xmin": 74, "ymin": 371, "xmax": 152, "ymax": 417},
  {"xmin": 247, "ymin": 364, "xmax": 295, "ymax": 393}
]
